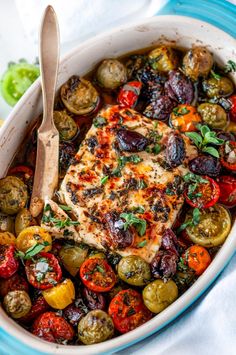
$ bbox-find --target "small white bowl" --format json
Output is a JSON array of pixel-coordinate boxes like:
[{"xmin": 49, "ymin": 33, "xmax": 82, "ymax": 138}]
[{"xmin": 0, "ymin": 15, "xmax": 236, "ymax": 355}]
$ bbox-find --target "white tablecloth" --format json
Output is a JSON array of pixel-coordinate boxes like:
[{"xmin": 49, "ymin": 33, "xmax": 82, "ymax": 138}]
[{"xmin": 0, "ymin": 1, "xmax": 236, "ymax": 354}]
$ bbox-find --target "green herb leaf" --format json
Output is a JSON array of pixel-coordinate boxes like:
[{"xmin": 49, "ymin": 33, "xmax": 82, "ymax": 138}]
[
  {"xmin": 96, "ymin": 265, "xmax": 105, "ymax": 274},
  {"xmin": 137, "ymin": 240, "xmax": 147, "ymax": 248},
  {"xmin": 101, "ymin": 175, "xmax": 109, "ymax": 185},
  {"xmin": 185, "ymin": 132, "xmax": 202, "ymax": 148},
  {"xmin": 15, "ymin": 241, "xmax": 50, "ymax": 261},
  {"xmin": 173, "ymin": 106, "xmax": 190, "ymax": 116},
  {"xmin": 51, "ymin": 217, "xmax": 80, "ymax": 228},
  {"xmin": 200, "ymin": 125, "xmax": 210, "ymax": 137},
  {"xmin": 192, "ymin": 208, "xmax": 200, "ymax": 225},
  {"xmin": 202, "ymin": 146, "xmax": 220, "ymax": 158},
  {"xmin": 93, "ymin": 116, "xmax": 107, "ymax": 128},
  {"xmin": 224, "ymin": 60, "xmax": 236, "ymax": 73},
  {"xmin": 59, "ymin": 204, "xmax": 72, "ymax": 211},
  {"xmin": 153, "ymin": 144, "xmax": 161, "ymax": 155},
  {"xmin": 112, "ymin": 154, "xmax": 143, "ymax": 176},
  {"xmin": 131, "ymin": 206, "xmax": 145, "ymax": 214},
  {"xmin": 120, "ymin": 213, "xmax": 147, "ymax": 237},
  {"xmin": 210, "ymin": 70, "xmax": 221, "ymax": 80},
  {"xmin": 183, "ymin": 172, "xmax": 208, "ymax": 184},
  {"xmin": 165, "ymin": 188, "xmax": 175, "ymax": 195}
]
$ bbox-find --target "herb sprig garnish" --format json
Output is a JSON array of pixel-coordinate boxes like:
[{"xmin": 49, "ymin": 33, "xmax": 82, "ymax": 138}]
[
  {"xmin": 120, "ymin": 212, "xmax": 146, "ymax": 236},
  {"xmin": 50, "ymin": 217, "xmax": 80, "ymax": 228},
  {"xmin": 177, "ymin": 208, "xmax": 201, "ymax": 233},
  {"xmin": 183, "ymin": 173, "xmax": 208, "ymax": 201},
  {"xmin": 112, "ymin": 154, "xmax": 142, "ymax": 177},
  {"xmin": 172, "ymin": 106, "xmax": 190, "ymax": 116},
  {"xmin": 15, "ymin": 241, "xmax": 50, "ymax": 263},
  {"xmin": 224, "ymin": 60, "xmax": 236, "ymax": 73},
  {"xmin": 185, "ymin": 124, "xmax": 224, "ymax": 158}
]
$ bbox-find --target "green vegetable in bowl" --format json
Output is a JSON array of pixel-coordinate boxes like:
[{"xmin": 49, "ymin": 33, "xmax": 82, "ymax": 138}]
[
  {"xmin": 117, "ymin": 255, "xmax": 151, "ymax": 286},
  {"xmin": 197, "ymin": 103, "xmax": 228, "ymax": 129},
  {"xmin": 1, "ymin": 60, "xmax": 40, "ymax": 106},
  {"xmin": 203, "ymin": 76, "xmax": 234, "ymax": 98},
  {"xmin": 183, "ymin": 47, "xmax": 213, "ymax": 80},
  {"xmin": 148, "ymin": 46, "xmax": 178, "ymax": 72}
]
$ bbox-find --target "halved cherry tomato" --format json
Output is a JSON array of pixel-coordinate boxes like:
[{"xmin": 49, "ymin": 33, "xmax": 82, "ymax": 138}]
[
  {"xmin": 20, "ymin": 296, "xmax": 49, "ymax": 323},
  {"xmin": 25, "ymin": 252, "xmax": 62, "ymax": 290},
  {"xmin": 0, "ymin": 273, "xmax": 29, "ymax": 297},
  {"xmin": 16, "ymin": 226, "xmax": 52, "ymax": 253},
  {"xmin": 117, "ymin": 81, "xmax": 142, "ymax": 108},
  {"xmin": 0, "ymin": 245, "xmax": 19, "ymax": 278},
  {"xmin": 170, "ymin": 104, "xmax": 202, "ymax": 132},
  {"xmin": 217, "ymin": 175, "xmax": 236, "ymax": 207},
  {"xmin": 184, "ymin": 176, "xmax": 220, "ymax": 208},
  {"xmin": 108, "ymin": 289, "xmax": 152, "ymax": 334},
  {"xmin": 229, "ymin": 94, "xmax": 236, "ymax": 122},
  {"xmin": 32, "ymin": 311, "xmax": 74, "ymax": 343},
  {"xmin": 42, "ymin": 279, "xmax": 75, "ymax": 309},
  {"xmin": 220, "ymin": 141, "xmax": 236, "ymax": 171},
  {"xmin": 183, "ymin": 245, "xmax": 211, "ymax": 276},
  {"xmin": 80, "ymin": 258, "xmax": 116, "ymax": 292}
]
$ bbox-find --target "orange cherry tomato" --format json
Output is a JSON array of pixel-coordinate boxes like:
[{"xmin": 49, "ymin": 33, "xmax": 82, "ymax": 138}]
[
  {"xmin": 184, "ymin": 245, "xmax": 211, "ymax": 276},
  {"xmin": 108, "ymin": 289, "xmax": 152, "ymax": 334},
  {"xmin": 80, "ymin": 258, "xmax": 116, "ymax": 292},
  {"xmin": 170, "ymin": 104, "xmax": 202, "ymax": 132}
]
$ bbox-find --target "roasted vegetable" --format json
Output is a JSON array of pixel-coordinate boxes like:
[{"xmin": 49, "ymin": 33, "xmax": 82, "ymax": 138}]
[
  {"xmin": 16, "ymin": 226, "xmax": 52, "ymax": 253},
  {"xmin": 53, "ymin": 110, "xmax": 78, "ymax": 141},
  {"xmin": 217, "ymin": 175, "xmax": 236, "ymax": 207},
  {"xmin": 59, "ymin": 244, "xmax": 88, "ymax": 276},
  {"xmin": 203, "ymin": 76, "xmax": 234, "ymax": 98},
  {"xmin": 170, "ymin": 105, "xmax": 202, "ymax": 132},
  {"xmin": 0, "ymin": 176, "xmax": 28, "ymax": 215},
  {"xmin": 183, "ymin": 245, "xmax": 211, "ymax": 275},
  {"xmin": 183, "ymin": 47, "xmax": 213, "ymax": 80},
  {"xmin": 117, "ymin": 255, "xmax": 151, "ymax": 286},
  {"xmin": 0, "ymin": 213, "xmax": 15, "ymax": 233},
  {"xmin": 3, "ymin": 290, "xmax": 31, "ymax": 318},
  {"xmin": 96, "ymin": 59, "xmax": 127, "ymax": 89},
  {"xmin": 78, "ymin": 310, "xmax": 114, "ymax": 345},
  {"xmin": 148, "ymin": 46, "xmax": 178, "ymax": 72},
  {"xmin": 142, "ymin": 279, "xmax": 178, "ymax": 313},
  {"xmin": 61, "ymin": 76, "xmax": 99, "ymax": 115},
  {"xmin": 0, "ymin": 231, "xmax": 16, "ymax": 245},
  {"xmin": 197, "ymin": 103, "xmax": 227, "ymax": 129},
  {"xmin": 15, "ymin": 208, "xmax": 36, "ymax": 236},
  {"xmin": 42, "ymin": 279, "xmax": 75, "ymax": 309},
  {"xmin": 0, "ymin": 245, "xmax": 19, "ymax": 278}
]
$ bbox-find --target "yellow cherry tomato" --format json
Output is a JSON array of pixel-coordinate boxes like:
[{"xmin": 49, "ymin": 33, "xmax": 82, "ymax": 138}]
[
  {"xmin": 42, "ymin": 279, "xmax": 75, "ymax": 309},
  {"xmin": 16, "ymin": 226, "xmax": 52, "ymax": 253},
  {"xmin": 0, "ymin": 231, "xmax": 16, "ymax": 245}
]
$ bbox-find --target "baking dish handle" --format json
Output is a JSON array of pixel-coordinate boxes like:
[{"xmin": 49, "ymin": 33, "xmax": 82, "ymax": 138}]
[{"xmin": 158, "ymin": 0, "xmax": 236, "ymax": 38}]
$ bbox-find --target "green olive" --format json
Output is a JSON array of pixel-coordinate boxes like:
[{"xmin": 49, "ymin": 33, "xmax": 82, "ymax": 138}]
[
  {"xmin": 148, "ymin": 46, "xmax": 178, "ymax": 72},
  {"xmin": 53, "ymin": 110, "xmax": 78, "ymax": 141},
  {"xmin": 197, "ymin": 103, "xmax": 227, "ymax": 129},
  {"xmin": 0, "ymin": 176, "xmax": 28, "ymax": 215},
  {"xmin": 117, "ymin": 255, "xmax": 151, "ymax": 286},
  {"xmin": 142, "ymin": 279, "xmax": 178, "ymax": 314},
  {"xmin": 59, "ymin": 244, "xmax": 88, "ymax": 276},
  {"xmin": 183, "ymin": 47, "xmax": 213, "ymax": 80},
  {"xmin": 61, "ymin": 75, "xmax": 99, "ymax": 115},
  {"xmin": 0, "ymin": 213, "xmax": 15, "ymax": 233},
  {"xmin": 203, "ymin": 77, "xmax": 234, "ymax": 98},
  {"xmin": 15, "ymin": 208, "xmax": 36, "ymax": 236},
  {"xmin": 3, "ymin": 290, "xmax": 31, "ymax": 318},
  {"xmin": 185, "ymin": 204, "xmax": 231, "ymax": 248},
  {"xmin": 78, "ymin": 310, "xmax": 114, "ymax": 345},
  {"xmin": 96, "ymin": 59, "xmax": 127, "ymax": 89}
]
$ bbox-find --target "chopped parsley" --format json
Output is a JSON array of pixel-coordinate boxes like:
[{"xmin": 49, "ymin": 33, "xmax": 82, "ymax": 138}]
[
  {"xmin": 59, "ymin": 204, "xmax": 72, "ymax": 211},
  {"xmin": 101, "ymin": 175, "xmax": 109, "ymax": 185},
  {"xmin": 137, "ymin": 240, "xmax": 147, "ymax": 248},
  {"xmin": 93, "ymin": 116, "xmax": 107, "ymax": 128},
  {"xmin": 210, "ymin": 69, "xmax": 221, "ymax": 80},
  {"xmin": 112, "ymin": 154, "xmax": 143, "ymax": 177},
  {"xmin": 120, "ymin": 212, "xmax": 146, "ymax": 236},
  {"xmin": 224, "ymin": 60, "xmax": 236, "ymax": 73},
  {"xmin": 50, "ymin": 217, "xmax": 80, "ymax": 228},
  {"xmin": 178, "ymin": 208, "xmax": 201, "ymax": 233}
]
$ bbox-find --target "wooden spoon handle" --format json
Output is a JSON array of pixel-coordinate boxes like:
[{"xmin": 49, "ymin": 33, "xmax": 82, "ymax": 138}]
[{"xmin": 39, "ymin": 5, "xmax": 60, "ymax": 132}]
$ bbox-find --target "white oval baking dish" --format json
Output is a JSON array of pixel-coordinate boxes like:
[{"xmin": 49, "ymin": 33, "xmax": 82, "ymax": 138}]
[{"xmin": 0, "ymin": 15, "xmax": 236, "ymax": 355}]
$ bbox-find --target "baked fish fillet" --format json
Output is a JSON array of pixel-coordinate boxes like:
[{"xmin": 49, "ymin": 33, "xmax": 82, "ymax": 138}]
[{"xmin": 58, "ymin": 105, "xmax": 197, "ymax": 263}]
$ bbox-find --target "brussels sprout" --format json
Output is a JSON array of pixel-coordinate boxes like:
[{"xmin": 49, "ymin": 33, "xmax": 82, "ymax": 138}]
[
  {"xmin": 183, "ymin": 47, "xmax": 213, "ymax": 80},
  {"xmin": 15, "ymin": 208, "xmax": 36, "ymax": 236},
  {"xmin": 78, "ymin": 310, "xmax": 114, "ymax": 344},
  {"xmin": 197, "ymin": 103, "xmax": 227, "ymax": 129},
  {"xmin": 0, "ymin": 176, "xmax": 28, "ymax": 215},
  {"xmin": 53, "ymin": 110, "xmax": 78, "ymax": 141},
  {"xmin": 142, "ymin": 279, "xmax": 178, "ymax": 313},
  {"xmin": 96, "ymin": 59, "xmax": 127, "ymax": 89},
  {"xmin": 61, "ymin": 76, "xmax": 99, "ymax": 115},
  {"xmin": 203, "ymin": 77, "xmax": 234, "ymax": 98},
  {"xmin": 148, "ymin": 46, "xmax": 178, "ymax": 72},
  {"xmin": 0, "ymin": 213, "xmax": 15, "ymax": 233},
  {"xmin": 3, "ymin": 290, "xmax": 31, "ymax": 318},
  {"xmin": 59, "ymin": 244, "xmax": 88, "ymax": 276},
  {"xmin": 117, "ymin": 255, "xmax": 151, "ymax": 286}
]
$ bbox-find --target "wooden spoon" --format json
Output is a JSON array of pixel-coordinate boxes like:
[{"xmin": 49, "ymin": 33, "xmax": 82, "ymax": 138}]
[{"xmin": 30, "ymin": 5, "xmax": 60, "ymax": 217}]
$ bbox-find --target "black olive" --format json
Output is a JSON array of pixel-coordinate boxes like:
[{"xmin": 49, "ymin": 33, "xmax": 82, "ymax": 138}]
[
  {"xmin": 164, "ymin": 70, "xmax": 194, "ymax": 104},
  {"xmin": 216, "ymin": 131, "xmax": 235, "ymax": 142},
  {"xmin": 116, "ymin": 128, "xmax": 148, "ymax": 152},
  {"xmin": 189, "ymin": 155, "xmax": 221, "ymax": 177},
  {"xmin": 143, "ymin": 95, "xmax": 175, "ymax": 120},
  {"xmin": 104, "ymin": 211, "xmax": 133, "ymax": 249},
  {"xmin": 82, "ymin": 287, "xmax": 106, "ymax": 311},
  {"xmin": 64, "ymin": 303, "xmax": 85, "ymax": 327},
  {"xmin": 166, "ymin": 132, "xmax": 186, "ymax": 167}
]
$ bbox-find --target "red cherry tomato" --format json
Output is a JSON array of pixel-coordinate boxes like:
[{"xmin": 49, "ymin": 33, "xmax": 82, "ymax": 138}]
[
  {"xmin": 184, "ymin": 176, "xmax": 220, "ymax": 208},
  {"xmin": 117, "ymin": 81, "xmax": 142, "ymax": 108},
  {"xmin": 108, "ymin": 289, "xmax": 152, "ymax": 334},
  {"xmin": 80, "ymin": 258, "xmax": 116, "ymax": 292},
  {"xmin": 32, "ymin": 311, "xmax": 75, "ymax": 343},
  {"xmin": 25, "ymin": 252, "xmax": 62, "ymax": 290},
  {"xmin": 0, "ymin": 245, "xmax": 19, "ymax": 279},
  {"xmin": 0, "ymin": 273, "xmax": 28, "ymax": 297},
  {"xmin": 220, "ymin": 141, "xmax": 236, "ymax": 171},
  {"xmin": 20, "ymin": 296, "xmax": 49, "ymax": 323},
  {"xmin": 229, "ymin": 95, "xmax": 236, "ymax": 122},
  {"xmin": 217, "ymin": 175, "xmax": 236, "ymax": 207},
  {"xmin": 183, "ymin": 245, "xmax": 211, "ymax": 276}
]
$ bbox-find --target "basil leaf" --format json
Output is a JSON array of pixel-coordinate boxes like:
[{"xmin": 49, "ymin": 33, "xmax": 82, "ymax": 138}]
[
  {"xmin": 185, "ymin": 132, "xmax": 203, "ymax": 148},
  {"xmin": 210, "ymin": 70, "xmax": 221, "ymax": 80},
  {"xmin": 192, "ymin": 208, "xmax": 201, "ymax": 225},
  {"xmin": 137, "ymin": 240, "xmax": 147, "ymax": 248},
  {"xmin": 200, "ymin": 125, "xmax": 210, "ymax": 137},
  {"xmin": 202, "ymin": 146, "xmax": 220, "ymax": 158},
  {"xmin": 120, "ymin": 213, "xmax": 147, "ymax": 237}
]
